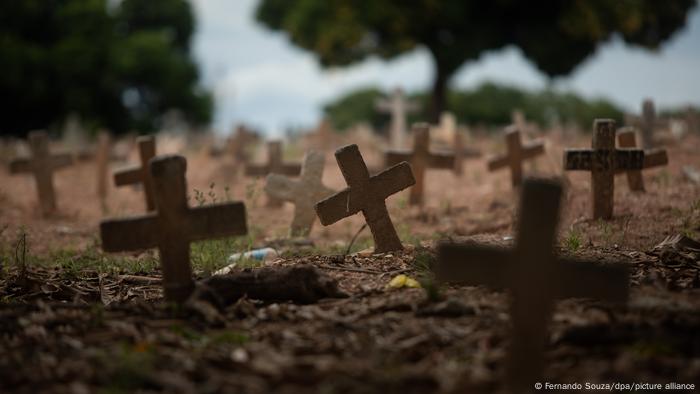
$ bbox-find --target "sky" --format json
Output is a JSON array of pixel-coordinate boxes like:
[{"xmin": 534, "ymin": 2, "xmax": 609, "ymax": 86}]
[{"xmin": 191, "ymin": 0, "xmax": 700, "ymax": 135}]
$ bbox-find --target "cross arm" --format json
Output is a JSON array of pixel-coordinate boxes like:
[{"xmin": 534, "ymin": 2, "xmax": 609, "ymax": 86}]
[
  {"xmin": 51, "ymin": 154, "xmax": 73, "ymax": 169},
  {"xmin": 315, "ymin": 189, "xmax": 357, "ymax": 226},
  {"xmin": 428, "ymin": 152, "xmax": 455, "ymax": 169},
  {"xmin": 374, "ymin": 100, "xmax": 391, "ymax": 112},
  {"xmin": 276, "ymin": 164, "xmax": 302, "ymax": 176},
  {"xmin": 385, "ymin": 150, "xmax": 412, "ymax": 167},
  {"xmin": 9, "ymin": 158, "xmax": 32, "ymax": 174},
  {"xmin": 563, "ymin": 150, "xmax": 593, "ymax": 171},
  {"xmin": 405, "ymin": 101, "xmax": 420, "ymax": 113},
  {"xmin": 264, "ymin": 174, "xmax": 298, "ymax": 201},
  {"xmin": 613, "ymin": 150, "xmax": 644, "ymax": 170},
  {"xmin": 487, "ymin": 155, "xmax": 509, "ymax": 171},
  {"xmin": 244, "ymin": 164, "xmax": 269, "ymax": 177},
  {"xmin": 436, "ymin": 243, "xmax": 510, "ymax": 289},
  {"xmin": 557, "ymin": 258, "xmax": 629, "ymax": 303},
  {"xmin": 643, "ymin": 149, "xmax": 668, "ymax": 168},
  {"xmin": 188, "ymin": 202, "xmax": 248, "ymax": 241},
  {"xmin": 522, "ymin": 142, "xmax": 545, "ymax": 159},
  {"xmin": 370, "ymin": 162, "xmax": 416, "ymax": 200},
  {"xmin": 114, "ymin": 165, "xmax": 142, "ymax": 186},
  {"xmin": 100, "ymin": 214, "xmax": 159, "ymax": 252}
]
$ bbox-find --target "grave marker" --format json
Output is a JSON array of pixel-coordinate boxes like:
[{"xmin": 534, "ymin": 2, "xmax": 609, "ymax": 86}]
[
  {"xmin": 487, "ymin": 126, "xmax": 545, "ymax": 187},
  {"xmin": 385, "ymin": 123, "xmax": 455, "ymax": 205},
  {"xmin": 114, "ymin": 135, "xmax": 156, "ymax": 211},
  {"xmin": 101, "ymin": 155, "xmax": 248, "ymax": 303},
  {"xmin": 315, "ymin": 144, "xmax": 415, "ymax": 253},
  {"xmin": 9, "ymin": 130, "xmax": 73, "ymax": 216},
  {"xmin": 564, "ymin": 119, "xmax": 644, "ymax": 219},
  {"xmin": 245, "ymin": 141, "xmax": 301, "ymax": 177},
  {"xmin": 245, "ymin": 140, "xmax": 302, "ymax": 207},
  {"xmin": 95, "ymin": 131, "xmax": 111, "ymax": 211},
  {"xmin": 376, "ymin": 87, "xmax": 420, "ymax": 148},
  {"xmin": 616, "ymin": 127, "xmax": 669, "ymax": 192},
  {"xmin": 227, "ymin": 124, "xmax": 258, "ymax": 164},
  {"xmin": 265, "ymin": 151, "xmax": 335, "ymax": 237},
  {"xmin": 436, "ymin": 178, "xmax": 629, "ymax": 391}
]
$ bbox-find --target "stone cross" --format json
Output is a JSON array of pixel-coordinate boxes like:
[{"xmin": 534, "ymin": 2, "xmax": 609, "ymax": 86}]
[
  {"xmin": 487, "ymin": 126, "xmax": 545, "ymax": 187},
  {"xmin": 625, "ymin": 99, "xmax": 668, "ymax": 149},
  {"xmin": 385, "ymin": 123, "xmax": 455, "ymax": 205},
  {"xmin": 436, "ymin": 178, "xmax": 629, "ymax": 392},
  {"xmin": 9, "ymin": 130, "xmax": 73, "ymax": 216},
  {"xmin": 376, "ymin": 87, "xmax": 420, "ymax": 148},
  {"xmin": 616, "ymin": 127, "xmax": 669, "ymax": 192},
  {"xmin": 245, "ymin": 140, "xmax": 302, "ymax": 207},
  {"xmin": 308, "ymin": 118, "xmax": 336, "ymax": 150},
  {"xmin": 564, "ymin": 119, "xmax": 644, "ymax": 220},
  {"xmin": 101, "ymin": 155, "xmax": 248, "ymax": 303},
  {"xmin": 265, "ymin": 151, "xmax": 335, "ymax": 237},
  {"xmin": 315, "ymin": 144, "xmax": 415, "ymax": 253},
  {"xmin": 114, "ymin": 135, "xmax": 156, "ymax": 211},
  {"xmin": 245, "ymin": 141, "xmax": 301, "ymax": 177},
  {"xmin": 95, "ymin": 131, "xmax": 111, "ymax": 211},
  {"xmin": 227, "ymin": 124, "xmax": 258, "ymax": 164}
]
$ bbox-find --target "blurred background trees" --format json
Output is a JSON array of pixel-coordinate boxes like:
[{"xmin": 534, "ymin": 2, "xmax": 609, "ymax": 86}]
[
  {"xmin": 257, "ymin": 0, "xmax": 696, "ymax": 123},
  {"xmin": 323, "ymin": 83, "xmax": 624, "ymax": 133},
  {"xmin": 0, "ymin": 0, "xmax": 212, "ymax": 137}
]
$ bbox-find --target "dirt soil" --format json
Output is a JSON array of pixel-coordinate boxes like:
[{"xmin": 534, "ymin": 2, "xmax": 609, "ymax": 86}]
[{"xmin": 1, "ymin": 129, "xmax": 699, "ymax": 393}]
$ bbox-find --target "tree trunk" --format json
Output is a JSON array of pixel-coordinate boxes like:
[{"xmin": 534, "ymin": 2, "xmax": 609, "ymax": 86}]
[{"xmin": 429, "ymin": 69, "xmax": 447, "ymax": 123}]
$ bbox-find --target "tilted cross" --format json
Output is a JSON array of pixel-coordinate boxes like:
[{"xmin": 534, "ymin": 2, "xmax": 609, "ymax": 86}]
[
  {"xmin": 9, "ymin": 130, "xmax": 73, "ymax": 216},
  {"xmin": 315, "ymin": 144, "xmax": 415, "ymax": 253},
  {"xmin": 616, "ymin": 127, "xmax": 668, "ymax": 192},
  {"xmin": 101, "ymin": 155, "xmax": 248, "ymax": 303},
  {"xmin": 436, "ymin": 178, "xmax": 629, "ymax": 391},
  {"xmin": 564, "ymin": 119, "xmax": 644, "ymax": 220},
  {"xmin": 385, "ymin": 123, "xmax": 455, "ymax": 205},
  {"xmin": 113, "ymin": 135, "xmax": 156, "ymax": 211},
  {"xmin": 265, "ymin": 151, "xmax": 335, "ymax": 237},
  {"xmin": 488, "ymin": 126, "xmax": 545, "ymax": 187},
  {"xmin": 375, "ymin": 87, "xmax": 420, "ymax": 148}
]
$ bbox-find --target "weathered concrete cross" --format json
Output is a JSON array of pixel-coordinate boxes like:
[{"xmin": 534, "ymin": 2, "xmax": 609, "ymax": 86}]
[
  {"xmin": 376, "ymin": 87, "xmax": 420, "ymax": 148},
  {"xmin": 101, "ymin": 155, "xmax": 248, "ymax": 303},
  {"xmin": 564, "ymin": 119, "xmax": 644, "ymax": 220},
  {"xmin": 245, "ymin": 141, "xmax": 301, "ymax": 177},
  {"xmin": 9, "ymin": 130, "xmax": 73, "ymax": 216},
  {"xmin": 245, "ymin": 140, "xmax": 302, "ymax": 207},
  {"xmin": 385, "ymin": 123, "xmax": 455, "ymax": 205},
  {"xmin": 113, "ymin": 135, "xmax": 156, "ymax": 211},
  {"xmin": 315, "ymin": 144, "xmax": 415, "ymax": 253},
  {"xmin": 227, "ymin": 124, "xmax": 258, "ymax": 164},
  {"xmin": 487, "ymin": 126, "xmax": 545, "ymax": 187},
  {"xmin": 616, "ymin": 127, "xmax": 668, "ymax": 192},
  {"xmin": 436, "ymin": 178, "xmax": 629, "ymax": 392},
  {"xmin": 265, "ymin": 151, "xmax": 335, "ymax": 237}
]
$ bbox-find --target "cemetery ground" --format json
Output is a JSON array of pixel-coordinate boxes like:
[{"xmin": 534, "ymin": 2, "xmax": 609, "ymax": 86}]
[{"xmin": 1, "ymin": 132, "xmax": 699, "ymax": 393}]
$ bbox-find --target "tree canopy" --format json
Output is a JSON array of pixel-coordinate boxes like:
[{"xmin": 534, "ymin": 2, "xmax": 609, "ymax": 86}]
[
  {"xmin": 257, "ymin": 0, "xmax": 696, "ymax": 122},
  {"xmin": 0, "ymin": 0, "xmax": 212, "ymax": 137}
]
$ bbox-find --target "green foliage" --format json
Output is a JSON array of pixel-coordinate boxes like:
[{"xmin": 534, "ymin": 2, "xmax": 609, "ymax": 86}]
[
  {"xmin": 323, "ymin": 87, "xmax": 386, "ymax": 131},
  {"xmin": 564, "ymin": 229, "xmax": 582, "ymax": 252},
  {"xmin": 0, "ymin": 0, "xmax": 212, "ymax": 137},
  {"xmin": 257, "ymin": 0, "xmax": 695, "ymax": 120},
  {"xmin": 323, "ymin": 82, "xmax": 625, "ymax": 130}
]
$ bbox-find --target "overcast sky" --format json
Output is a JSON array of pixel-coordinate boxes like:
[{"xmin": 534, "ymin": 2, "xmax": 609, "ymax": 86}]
[{"xmin": 191, "ymin": 0, "xmax": 700, "ymax": 135}]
